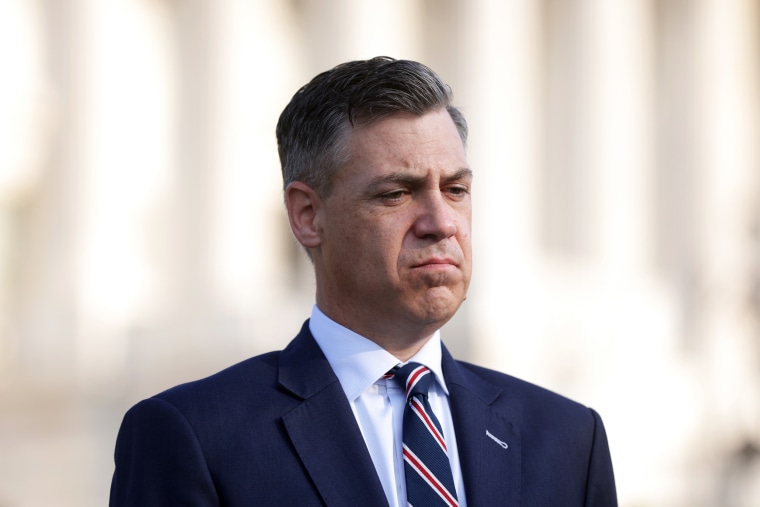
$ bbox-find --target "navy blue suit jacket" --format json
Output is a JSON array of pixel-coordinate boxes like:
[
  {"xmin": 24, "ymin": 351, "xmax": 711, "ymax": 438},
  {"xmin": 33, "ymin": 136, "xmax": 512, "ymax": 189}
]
[{"xmin": 110, "ymin": 321, "xmax": 617, "ymax": 506}]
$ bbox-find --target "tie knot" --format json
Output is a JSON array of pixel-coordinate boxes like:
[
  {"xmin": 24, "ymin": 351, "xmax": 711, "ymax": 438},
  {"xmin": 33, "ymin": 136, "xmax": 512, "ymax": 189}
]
[{"xmin": 388, "ymin": 362, "xmax": 432, "ymax": 401}]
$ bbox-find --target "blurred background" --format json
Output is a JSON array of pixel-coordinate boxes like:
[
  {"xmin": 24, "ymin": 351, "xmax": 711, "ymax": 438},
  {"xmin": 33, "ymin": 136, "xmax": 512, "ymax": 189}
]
[{"xmin": 1, "ymin": 0, "xmax": 759, "ymax": 505}]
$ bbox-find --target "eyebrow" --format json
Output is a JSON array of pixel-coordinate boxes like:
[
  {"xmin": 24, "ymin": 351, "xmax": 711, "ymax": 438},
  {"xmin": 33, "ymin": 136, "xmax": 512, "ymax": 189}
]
[{"xmin": 365, "ymin": 168, "xmax": 473, "ymax": 193}]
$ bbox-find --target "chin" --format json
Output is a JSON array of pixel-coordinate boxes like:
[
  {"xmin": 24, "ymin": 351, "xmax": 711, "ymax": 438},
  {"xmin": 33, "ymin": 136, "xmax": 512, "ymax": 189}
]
[{"xmin": 413, "ymin": 288, "xmax": 466, "ymax": 325}]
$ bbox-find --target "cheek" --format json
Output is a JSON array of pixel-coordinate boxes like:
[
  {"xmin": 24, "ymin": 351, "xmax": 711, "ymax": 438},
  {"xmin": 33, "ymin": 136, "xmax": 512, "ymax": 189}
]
[
  {"xmin": 335, "ymin": 212, "xmax": 411, "ymax": 275},
  {"xmin": 339, "ymin": 226, "xmax": 389, "ymax": 268}
]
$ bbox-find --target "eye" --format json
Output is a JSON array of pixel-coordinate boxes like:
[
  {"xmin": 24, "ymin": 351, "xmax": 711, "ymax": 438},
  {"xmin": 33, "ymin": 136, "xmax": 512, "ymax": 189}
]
[
  {"xmin": 379, "ymin": 190, "xmax": 409, "ymax": 203},
  {"xmin": 445, "ymin": 185, "xmax": 470, "ymax": 198}
]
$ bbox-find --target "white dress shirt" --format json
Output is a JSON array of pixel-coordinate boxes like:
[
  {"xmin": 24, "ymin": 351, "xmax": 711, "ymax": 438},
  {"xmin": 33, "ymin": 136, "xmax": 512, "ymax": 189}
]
[{"xmin": 309, "ymin": 305, "xmax": 467, "ymax": 507}]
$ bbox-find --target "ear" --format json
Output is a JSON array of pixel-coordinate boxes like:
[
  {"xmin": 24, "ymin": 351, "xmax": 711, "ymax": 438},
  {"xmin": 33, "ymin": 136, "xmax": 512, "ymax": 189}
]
[{"xmin": 285, "ymin": 181, "xmax": 323, "ymax": 249}]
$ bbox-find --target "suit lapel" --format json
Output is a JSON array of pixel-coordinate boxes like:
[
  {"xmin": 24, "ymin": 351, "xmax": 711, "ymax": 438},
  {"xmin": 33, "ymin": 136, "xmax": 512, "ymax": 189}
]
[
  {"xmin": 279, "ymin": 323, "xmax": 389, "ymax": 507},
  {"xmin": 443, "ymin": 347, "xmax": 522, "ymax": 506}
]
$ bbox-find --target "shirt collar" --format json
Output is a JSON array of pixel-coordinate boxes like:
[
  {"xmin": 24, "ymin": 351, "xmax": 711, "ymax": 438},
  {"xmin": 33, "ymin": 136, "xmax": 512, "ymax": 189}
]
[{"xmin": 309, "ymin": 305, "xmax": 449, "ymax": 401}]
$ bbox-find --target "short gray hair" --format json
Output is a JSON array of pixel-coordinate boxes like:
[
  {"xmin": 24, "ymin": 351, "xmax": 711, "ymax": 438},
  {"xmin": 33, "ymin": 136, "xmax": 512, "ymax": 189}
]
[{"xmin": 276, "ymin": 56, "xmax": 467, "ymax": 195}]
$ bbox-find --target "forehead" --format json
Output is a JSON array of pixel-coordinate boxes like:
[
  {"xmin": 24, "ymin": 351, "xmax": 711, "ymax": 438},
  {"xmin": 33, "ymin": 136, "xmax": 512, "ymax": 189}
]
[{"xmin": 345, "ymin": 109, "xmax": 467, "ymax": 171}]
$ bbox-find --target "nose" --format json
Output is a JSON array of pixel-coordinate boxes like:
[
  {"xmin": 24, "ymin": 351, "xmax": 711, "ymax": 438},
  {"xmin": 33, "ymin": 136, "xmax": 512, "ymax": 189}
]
[{"xmin": 412, "ymin": 191, "xmax": 458, "ymax": 240}]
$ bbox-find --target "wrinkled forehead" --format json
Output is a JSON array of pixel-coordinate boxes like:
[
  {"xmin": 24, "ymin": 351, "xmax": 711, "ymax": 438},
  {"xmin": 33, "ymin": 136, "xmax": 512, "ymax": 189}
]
[
  {"xmin": 321, "ymin": 108, "xmax": 466, "ymax": 194},
  {"xmin": 348, "ymin": 109, "xmax": 465, "ymax": 157},
  {"xmin": 330, "ymin": 110, "xmax": 467, "ymax": 182}
]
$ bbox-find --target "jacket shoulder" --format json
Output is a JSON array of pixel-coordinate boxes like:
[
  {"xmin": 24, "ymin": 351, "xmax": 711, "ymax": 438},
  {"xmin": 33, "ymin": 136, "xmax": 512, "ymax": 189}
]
[
  {"xmin": 453, "ymin": 360, "xmax": 598, "ymax": 427},
  {"xmin": 147, "ymin": 350, "xmax": 290, "ymax": 420}
]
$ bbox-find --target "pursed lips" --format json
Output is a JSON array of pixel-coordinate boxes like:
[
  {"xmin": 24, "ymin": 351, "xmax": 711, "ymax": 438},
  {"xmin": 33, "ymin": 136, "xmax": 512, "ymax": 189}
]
[{"xmin": 411, "ymin": 257, "xmax": 458, "ymax": 268}]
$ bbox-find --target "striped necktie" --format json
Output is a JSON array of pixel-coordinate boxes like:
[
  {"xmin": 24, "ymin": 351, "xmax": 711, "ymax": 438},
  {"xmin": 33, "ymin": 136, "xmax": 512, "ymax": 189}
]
[{"xmin": 389, "ymin": 362, "xmax": 459, "ymax": 507}]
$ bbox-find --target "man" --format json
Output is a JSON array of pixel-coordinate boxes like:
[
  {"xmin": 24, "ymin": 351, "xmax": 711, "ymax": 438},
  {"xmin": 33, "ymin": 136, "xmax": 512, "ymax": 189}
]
[{"xmin": 110, "ymin": 57, "xmax": 617, "ymax": 506}]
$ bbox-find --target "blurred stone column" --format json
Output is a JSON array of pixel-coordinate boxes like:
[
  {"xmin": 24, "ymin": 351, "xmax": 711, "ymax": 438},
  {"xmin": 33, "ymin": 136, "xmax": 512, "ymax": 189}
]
[
  {"xmin": 578, "ymin": 2, "xmax": 685, "ymax": 504},
  {"xmin": 59, "ymin": 0, "xmax": 175, "ymax": 387},
  {"xmin": 3, "ymin": 0, "xmax": 89, "ymax": 387},
  {"xmin": 298, "ymin": 0, "xmax": 424, "ymax": 76},
  {"xmin": 128, "ymin": 1, "xmax": 307, "ymax": 386},
  {"xmin": 692, "ymin": 0, "xmax": 760, "ymax": 503},
  {"xmin": 200, "ymin": 0, "xmax": 307, "ymax": 354},
  {"xmin": 157, "ymin": 0, "xmax": 220, "ymax": 361},
  {"xmin": 0, "ymin": 1, "xmax": 51, "ymax": 380},
  {"xmin": 456, "ymin": 0, "xmax": 544, "ymax": 373}
]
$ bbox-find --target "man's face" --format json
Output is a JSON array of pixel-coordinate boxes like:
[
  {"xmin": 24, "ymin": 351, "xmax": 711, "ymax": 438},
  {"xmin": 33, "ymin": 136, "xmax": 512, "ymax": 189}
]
[{"xmin": 312, "ymin": 108, "xmax": 472, "ymax": 342}]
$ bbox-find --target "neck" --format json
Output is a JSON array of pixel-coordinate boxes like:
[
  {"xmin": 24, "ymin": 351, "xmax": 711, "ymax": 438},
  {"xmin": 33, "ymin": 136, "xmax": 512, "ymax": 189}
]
[
  {"xmin": 372, "ymin": 334, "xmax": 435, "ymax": 362},
  {"xmin": 314, "ymin": 303, "xmax": 440, "ymax": 362}
]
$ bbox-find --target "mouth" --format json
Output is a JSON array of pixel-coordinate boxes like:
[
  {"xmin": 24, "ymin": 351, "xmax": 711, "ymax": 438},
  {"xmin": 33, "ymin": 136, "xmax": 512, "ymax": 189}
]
[{"xmin": 412, "ymin": 257, "xmax": 458, "ymax": 268}]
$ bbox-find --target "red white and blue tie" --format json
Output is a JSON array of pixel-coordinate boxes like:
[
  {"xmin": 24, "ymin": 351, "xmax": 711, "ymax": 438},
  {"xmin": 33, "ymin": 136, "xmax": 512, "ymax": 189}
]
[{"xmin": 388, "ymin": 362, "xmax": 459, "ymax": 507}]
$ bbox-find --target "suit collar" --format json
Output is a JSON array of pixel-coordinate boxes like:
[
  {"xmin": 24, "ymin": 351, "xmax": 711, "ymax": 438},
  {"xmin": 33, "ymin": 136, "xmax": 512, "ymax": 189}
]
[
  {"xmin": 442, "ymin": 345, "xmax": 522, "ymax": 506},
  {"xmin": 278, "ymin": 320, "xmax": 339, "ymax": 399},
  {"xmin": 278, "ymin": 324, "xmax": 522, "ymax": 506},
  {"xmin": 441, "ymin": 345, "xmax": 502, "ymax": 404},
  {"xmin": 278, "ymin": 321, "xmax": 390, "ymax": 507}
]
